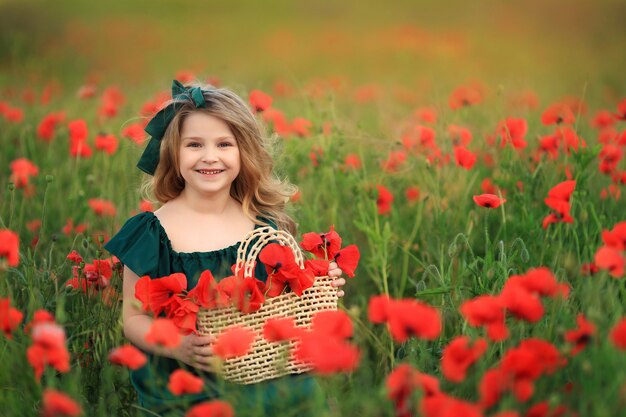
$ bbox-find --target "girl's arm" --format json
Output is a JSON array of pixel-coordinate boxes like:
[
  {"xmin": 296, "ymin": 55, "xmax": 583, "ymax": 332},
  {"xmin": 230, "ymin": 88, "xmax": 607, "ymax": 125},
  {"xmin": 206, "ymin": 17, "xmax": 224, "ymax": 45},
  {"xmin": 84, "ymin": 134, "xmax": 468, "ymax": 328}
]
[{"xmin": 122, "ymin": 266, "xmax": 215, "ymax": 372}]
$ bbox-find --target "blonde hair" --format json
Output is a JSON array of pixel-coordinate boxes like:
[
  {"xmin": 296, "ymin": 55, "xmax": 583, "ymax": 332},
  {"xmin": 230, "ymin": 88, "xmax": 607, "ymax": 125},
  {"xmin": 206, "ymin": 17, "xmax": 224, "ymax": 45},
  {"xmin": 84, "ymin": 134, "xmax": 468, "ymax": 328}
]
[{"xmin": 143, "ymin": 82, "xmax": 297, "ymax": 235}]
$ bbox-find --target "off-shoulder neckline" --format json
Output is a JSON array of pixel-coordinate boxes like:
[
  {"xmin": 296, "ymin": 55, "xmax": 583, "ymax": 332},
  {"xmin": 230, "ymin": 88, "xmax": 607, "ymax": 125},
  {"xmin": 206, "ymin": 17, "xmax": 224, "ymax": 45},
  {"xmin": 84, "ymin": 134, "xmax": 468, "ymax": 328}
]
[{"xmin": 144, "ymin": 211, "xmax": 257, "ymax": 257}]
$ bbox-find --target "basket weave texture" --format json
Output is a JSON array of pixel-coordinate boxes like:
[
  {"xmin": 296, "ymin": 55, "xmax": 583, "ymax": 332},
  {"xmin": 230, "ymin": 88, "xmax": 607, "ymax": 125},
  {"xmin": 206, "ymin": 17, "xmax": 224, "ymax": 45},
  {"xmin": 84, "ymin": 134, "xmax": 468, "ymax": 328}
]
[{"xmin": 197, "ymin": 227, "xmax": 338, "ymax": 384}]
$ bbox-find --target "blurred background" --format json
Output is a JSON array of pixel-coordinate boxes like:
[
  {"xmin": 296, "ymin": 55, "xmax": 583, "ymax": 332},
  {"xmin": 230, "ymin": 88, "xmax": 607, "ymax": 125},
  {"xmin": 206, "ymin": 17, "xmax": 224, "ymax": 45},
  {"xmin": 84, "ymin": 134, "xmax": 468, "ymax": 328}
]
[{"xmin": 1, "ymin": 0, "xmax": 625, "ymax": 98}]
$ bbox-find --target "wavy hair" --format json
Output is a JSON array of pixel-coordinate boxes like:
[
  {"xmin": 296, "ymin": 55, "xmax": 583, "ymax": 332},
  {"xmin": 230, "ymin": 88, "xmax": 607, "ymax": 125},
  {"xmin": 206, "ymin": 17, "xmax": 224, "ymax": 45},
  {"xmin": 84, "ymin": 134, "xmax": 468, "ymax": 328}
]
[{"xmin": 143, "ymin": 82, "xmax": 297, "ymax": 234}]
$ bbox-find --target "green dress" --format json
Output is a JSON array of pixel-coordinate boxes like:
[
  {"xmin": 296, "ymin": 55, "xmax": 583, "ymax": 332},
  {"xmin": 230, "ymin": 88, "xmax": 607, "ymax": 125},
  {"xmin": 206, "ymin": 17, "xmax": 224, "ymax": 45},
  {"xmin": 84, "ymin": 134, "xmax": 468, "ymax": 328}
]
[{"xmin": 104, "ymin": 212, "xmax": 325, "ymax": 417}]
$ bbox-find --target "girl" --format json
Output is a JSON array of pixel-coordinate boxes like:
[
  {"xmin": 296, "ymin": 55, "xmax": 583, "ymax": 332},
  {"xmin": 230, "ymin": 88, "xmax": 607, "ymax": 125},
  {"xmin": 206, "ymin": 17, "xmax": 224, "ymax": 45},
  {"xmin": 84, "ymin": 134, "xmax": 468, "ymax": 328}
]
[{"xmin": 104, "ymin": 80, "xmax": 346, "ymax": 416}]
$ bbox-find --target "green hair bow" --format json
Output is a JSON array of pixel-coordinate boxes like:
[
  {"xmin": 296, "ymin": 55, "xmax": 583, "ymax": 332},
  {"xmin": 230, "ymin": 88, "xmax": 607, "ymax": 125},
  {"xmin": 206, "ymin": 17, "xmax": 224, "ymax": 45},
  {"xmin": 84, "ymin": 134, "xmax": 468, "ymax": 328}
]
[{"xmin": 137, "ymin": 80, "xmax": 207, "ymax": 175}]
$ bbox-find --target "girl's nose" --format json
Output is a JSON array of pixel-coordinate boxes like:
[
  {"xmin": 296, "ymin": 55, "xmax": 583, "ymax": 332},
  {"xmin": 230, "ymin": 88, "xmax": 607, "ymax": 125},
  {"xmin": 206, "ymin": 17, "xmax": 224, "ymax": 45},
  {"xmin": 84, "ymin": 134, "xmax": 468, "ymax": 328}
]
[{"xmin": 201, "ymin": 146, "xmax": 218, "ymax": 163}]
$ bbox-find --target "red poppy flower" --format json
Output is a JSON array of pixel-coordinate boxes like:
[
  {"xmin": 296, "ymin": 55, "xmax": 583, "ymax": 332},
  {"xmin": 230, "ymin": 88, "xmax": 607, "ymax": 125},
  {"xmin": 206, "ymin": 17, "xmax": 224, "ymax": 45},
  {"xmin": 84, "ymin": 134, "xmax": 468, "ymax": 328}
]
[
  {"xmin": 334, "ymin": 244, "xmax": 360, "ymax": 278},
  {"xmin": 0, "ymin": 229, "xmax": 20, "ymax": 267},
  {"xmin": 610, "ymin": 318, "xmax": 626, "ymax": 350},
  {"xmin": 259, "ymin": 243, "xmax": 314, "ymax": 296},
  {"xmin": 304, "ymin": 259, "xmax": 330, "ymax": 276},
  {"xmin": 556, "ymin": 126, "xmax": 586, "ymax": 154},
  {"xmin": 460, "ymin": 295, "xmax": 508, "ymax": 341},
  {"xmin": 145, "ymin": 318, "xmax": 181, "ymax": 348},
  {"xmin": 9, "ymin": 158, "xmax": 38, "ymax": 189},
  {"xmin": 344, "ymin": 154, "xmax": 362, "ymax": 170},
  {"xmin": 249, "ymin": 90, "xmax": 272, "ymax": 112},
  {"xmin": 368, "ymin": 295, "xmax": 441, "ymax": 342},
  {"xmin": 263, "ymin": 317, "xmax": 298, "ymax": 342},
  {"xmin": 500, "ymin": 281, "xmax": 545, "ymax": 323},
  {"xmin": 564, "ymin": 314, "xmax": 595, "ymax": 356},
  {"xmin": 511, "ymin": 267, "xmax": 563, "ymax": 298},
  {"xmin": 122, "ymin": 122, "xmax": 147, "ymax": 145},
  {"xmin": 601, "ymin": 221, "xmax": 626, "ymax": 250},
  {"xmin": 454, "ymin": 146, "xmax": 477, "ymax": 170},
  {"xmin": 139, "ymin": 199, "xmax": 155, "ymax": 212},
  {"xmin": 1, "ymin": 297, "xmax": 23, "ymax": 339},
  {"xmin": 387, "ymin": 364, "xmax": 440, "ymax": 417},
  {"xmin": 381, "ymin": 150, "xmax": 407, "ymax": 172},
  {"xmin": 168, "ymin": 369, "xmax": 204, "ymax": 395},
  {"xmin": 591, "ymin": 110, "xmax": 617, "ymax": 129},
  {"xmin": 300, "ymin": 226, "xmax": 342, "ymax": 259},
  {"xmin": 421, "ymin": 393, "xmax": 483, "ymax": 417},
  {"xmin": 441, "ymin": 336, "xmax": 488, "ymax": 383},
  {"xmin": 108, "ymin": 344, "xmax": 147, "ymax": 370},
  {"xmin": 94, "ymin": 133, "xmax": 118, "ymax": 155},
  {"xmin": 23, "ymin": 309, "xmax": 55, "ymax": 334},
  {"xmin": 598, "ymin": 144, "xmax": 622, "ymax": 174},
  {"xmin": 88, "ymin": 198, "xmax": 117, "ymax": 217},
  {"xmin": 594, "ymin": 246, "xmax": 625, "ymax": 278},
  {"xmin": 77, "ymin": 84, "xmax": 97, "ymax": 99},
  {"xmin": 141, "ymin": 273, "xmax": 187, "ymax": 316},
  {"xmin": 499, "ymin": 339, "xmax": 565, "ymax": 403},
  {"xmin": 3, "ymin": 105, "xmax": 24, "ymax": 123},
  {"xmin": 218, "ymin": 274, "xmax": 265, "ymax": 313},
  {"xmin": 68, "ymin": 119, "xmax": 88, "ymax": 142},
  {"xmin": 405, "ymin": 186, "xmax": 420, "ymax": 202},
  {"xmin": 541, "ymin": 103, "xmax": 575, "ymax": 125},
  {"xmin": 498, "ymin": 117, "xmax": 528, "ymax": 149},
  {"xmin": 473, "ymin": 194, "xmax": 506, "ymax": 208},
  {"xmin": 212, "ymin": 325, "xmax": 256, "ymax": 359},
  {"xmin": 66, "ymin": 250, "xmax": 83, "ymax": 264},
  {"xmin": 376, "ymin": 185, "xmax": 394, "ymax": 215},
  {"xmin": 447, "ymin": 124, "xmax": 472, "ymax": 146},
  {"xmin": 175, "ymin": 71, "xmax": 195, "ymax": 83},
  {"xmin": 27, "ymin": 322, "xmax": 71, "ymax": 381},
  {"xmin": 311, "ymin": 310, "xmax": 353, "ymax": 338},
  {"xmin": 293, "ymin": 329, "xmax": 360, "ymax": 375},
  {"xmin": 448, "ymin": 84, "xmax": 483, "ymax": 110},
  {"xmin": 167, "ymin": 296, "xmax": 200, "ymax": 335},
  {"xmin": 543, "ymin": 180, "xmax": 576, "ymax": 227},
  {"xmin": 414, "ymin": 107, "xmax": 438, "ymax": 124},
  {"xmin": 185, "ymin": 400, "xmax": 234, "ymax": 417},
  {"xmin": 37, "ymin": 112, "xmax": 65, "ymax": 142},
  {"xmin": 41, "ymin": 389, "xmax": 82, "ymax": 417},
  {"xmin": 291, "ymin": 117, "xmax": 313, "ymax": 137},
  {"xmin": 479, "ymin": 367, "xmax": 508, "ymax": 408},
  {"xmin": 188, "ymin": 270, "xmax": 230, "ymax": 310}
]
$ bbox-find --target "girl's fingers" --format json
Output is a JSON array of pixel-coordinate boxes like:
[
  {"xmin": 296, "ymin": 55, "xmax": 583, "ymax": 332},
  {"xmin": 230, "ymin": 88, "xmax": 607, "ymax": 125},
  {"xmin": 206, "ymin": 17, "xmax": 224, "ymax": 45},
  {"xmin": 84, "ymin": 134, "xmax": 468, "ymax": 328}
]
[
  {"xmin": 193, "ymin": 335, "xmax": 215, "ymax": 345},
  {"xmin": 332, "ymin": 278, "xmax": 346, "ymax": 288},
  {"xmin": 193, "ymin": 345, "xmax": 213, "ymax": 356},
  {"xmin": 337, "ymin": 290, "xmax": 345, "ymax": 298},
  {"xmin": 329, "ymin": 261, "xmax": 338, "ymax": 269}
]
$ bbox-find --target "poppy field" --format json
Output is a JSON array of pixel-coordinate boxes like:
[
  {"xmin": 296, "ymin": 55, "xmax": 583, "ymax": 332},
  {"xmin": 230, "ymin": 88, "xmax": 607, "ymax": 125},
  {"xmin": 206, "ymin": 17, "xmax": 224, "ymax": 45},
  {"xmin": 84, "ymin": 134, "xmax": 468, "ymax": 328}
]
[{"xmin": 1, "ymin": 0, "xmax": 626, "ymax": 416}]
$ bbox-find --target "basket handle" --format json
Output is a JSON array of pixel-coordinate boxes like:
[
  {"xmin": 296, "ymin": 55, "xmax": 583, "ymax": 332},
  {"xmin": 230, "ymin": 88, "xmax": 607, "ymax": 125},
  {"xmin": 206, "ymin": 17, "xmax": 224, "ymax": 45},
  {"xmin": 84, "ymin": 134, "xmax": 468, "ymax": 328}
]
[{"xmin": 236, "ymin": 226, "xmax": 305, "ymax": 279}]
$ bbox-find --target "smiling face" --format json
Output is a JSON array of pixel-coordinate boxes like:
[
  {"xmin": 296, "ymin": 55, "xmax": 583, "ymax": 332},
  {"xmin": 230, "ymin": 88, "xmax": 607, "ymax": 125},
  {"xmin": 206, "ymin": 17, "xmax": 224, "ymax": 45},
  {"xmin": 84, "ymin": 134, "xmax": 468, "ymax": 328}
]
[{"xmin": 178, "ymin": 112, "xmax": 241, "ymax": 199}]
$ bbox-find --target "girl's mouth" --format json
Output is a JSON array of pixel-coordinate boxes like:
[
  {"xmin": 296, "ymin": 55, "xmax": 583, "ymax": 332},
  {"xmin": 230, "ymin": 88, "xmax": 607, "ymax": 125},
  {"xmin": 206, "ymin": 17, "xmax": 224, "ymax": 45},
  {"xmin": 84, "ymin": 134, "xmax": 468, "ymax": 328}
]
[{"xmin": 196, "ymin": 169, "xmax": 224, "ymax": 175}]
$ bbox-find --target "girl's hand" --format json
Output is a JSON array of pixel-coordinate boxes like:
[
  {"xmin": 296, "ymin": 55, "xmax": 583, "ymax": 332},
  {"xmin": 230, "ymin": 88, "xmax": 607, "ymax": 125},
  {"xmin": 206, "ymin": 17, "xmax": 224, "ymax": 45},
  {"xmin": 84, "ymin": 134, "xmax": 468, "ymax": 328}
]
[
  {"xmin": 172, "ymin": 334, "xmax": 216, "ymax": 372},
  {"xmin": 328, "ymin": 261, "xmax": 346, "ymax": 298}
]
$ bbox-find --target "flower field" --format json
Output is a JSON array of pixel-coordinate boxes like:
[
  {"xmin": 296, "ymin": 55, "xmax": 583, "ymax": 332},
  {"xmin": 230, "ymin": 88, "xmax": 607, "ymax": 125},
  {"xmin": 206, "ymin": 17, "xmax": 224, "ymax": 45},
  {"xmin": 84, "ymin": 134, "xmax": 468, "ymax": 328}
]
[{"xmin": 1, "ymin": 0, "xmax": 625, "ymax": 416}]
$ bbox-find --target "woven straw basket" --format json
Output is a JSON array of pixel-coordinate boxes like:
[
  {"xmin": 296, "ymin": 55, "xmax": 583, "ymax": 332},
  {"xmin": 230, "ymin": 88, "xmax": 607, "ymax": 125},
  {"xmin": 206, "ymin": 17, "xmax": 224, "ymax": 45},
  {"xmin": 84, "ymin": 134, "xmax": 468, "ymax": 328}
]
[{"xmin": 197, "ymin": 227, "xmax": 338, "ymax": 384}]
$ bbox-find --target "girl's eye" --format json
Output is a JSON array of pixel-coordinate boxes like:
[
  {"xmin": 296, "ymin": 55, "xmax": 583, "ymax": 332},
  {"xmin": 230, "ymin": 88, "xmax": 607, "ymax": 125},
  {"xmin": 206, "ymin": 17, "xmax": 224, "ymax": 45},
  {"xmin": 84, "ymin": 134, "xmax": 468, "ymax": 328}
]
[
  {"xmin": 218, "ymin": 142, "xmax": 234, "ymax": 148},
  {"xmin": 187, "ymin": 142, "xmax": 201, "ymax": 148}
]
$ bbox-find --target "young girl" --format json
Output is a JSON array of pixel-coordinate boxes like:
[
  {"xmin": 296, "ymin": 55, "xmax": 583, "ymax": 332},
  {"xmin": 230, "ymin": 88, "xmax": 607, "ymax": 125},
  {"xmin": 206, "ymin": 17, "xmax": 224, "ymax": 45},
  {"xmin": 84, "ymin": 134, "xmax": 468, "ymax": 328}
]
[{"xmin": 104, "ymin": 80, "xmax": 346, "ymax": 416}]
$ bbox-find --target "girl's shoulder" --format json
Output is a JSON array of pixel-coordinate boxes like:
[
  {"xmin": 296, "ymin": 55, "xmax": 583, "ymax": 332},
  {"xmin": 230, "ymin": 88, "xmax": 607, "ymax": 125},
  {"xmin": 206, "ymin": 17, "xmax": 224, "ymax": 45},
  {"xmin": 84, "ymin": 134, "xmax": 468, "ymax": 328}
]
[{"xmin": 103, "ymin": 211, "xmax": 164, "ymax": 276}]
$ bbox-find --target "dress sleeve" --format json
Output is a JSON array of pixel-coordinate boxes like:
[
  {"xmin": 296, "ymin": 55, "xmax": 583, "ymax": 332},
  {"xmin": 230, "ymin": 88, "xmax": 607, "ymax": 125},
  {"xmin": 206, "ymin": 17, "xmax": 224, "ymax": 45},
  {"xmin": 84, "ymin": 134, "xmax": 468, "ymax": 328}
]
[{"xmin": 104, "ymin": 212, "xmax": 161, "ymax": 277}]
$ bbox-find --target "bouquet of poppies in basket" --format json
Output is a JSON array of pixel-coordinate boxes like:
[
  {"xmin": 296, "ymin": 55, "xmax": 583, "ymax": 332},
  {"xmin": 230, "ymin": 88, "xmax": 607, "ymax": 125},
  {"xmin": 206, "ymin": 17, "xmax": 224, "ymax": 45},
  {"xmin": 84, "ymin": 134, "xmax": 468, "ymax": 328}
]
[{"xmin": 133, "ymin": 226, "xmax": 360, "ymax": 336}]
